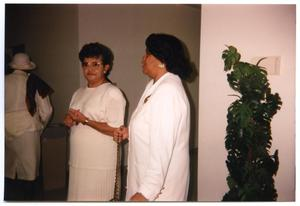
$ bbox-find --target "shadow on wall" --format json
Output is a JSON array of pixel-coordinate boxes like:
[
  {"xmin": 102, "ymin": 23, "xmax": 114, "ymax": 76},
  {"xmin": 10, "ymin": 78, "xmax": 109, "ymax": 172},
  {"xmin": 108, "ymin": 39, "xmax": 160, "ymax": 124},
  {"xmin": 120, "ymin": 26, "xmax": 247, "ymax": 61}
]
[{"xmin": 181, "ymin": 39, "xmax": 199, "ymax": 148}]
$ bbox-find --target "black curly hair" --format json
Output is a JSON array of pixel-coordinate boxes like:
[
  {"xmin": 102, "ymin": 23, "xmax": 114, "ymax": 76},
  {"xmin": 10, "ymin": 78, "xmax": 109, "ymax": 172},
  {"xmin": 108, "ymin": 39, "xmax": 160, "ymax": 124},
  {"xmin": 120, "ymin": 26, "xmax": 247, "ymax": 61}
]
[
  {"xmin": 145, "ymin": 33, "xmax": 192, "ymax": 80},
  {"xmin": 79, "ymin": 42, "xmax": 114, "ymax": 67}
]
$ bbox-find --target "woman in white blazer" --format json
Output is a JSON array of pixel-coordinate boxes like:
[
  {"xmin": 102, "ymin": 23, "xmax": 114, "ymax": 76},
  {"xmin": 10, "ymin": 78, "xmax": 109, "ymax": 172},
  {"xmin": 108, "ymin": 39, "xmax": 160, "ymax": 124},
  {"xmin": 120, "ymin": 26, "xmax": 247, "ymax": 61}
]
[{"xmin": 115, "ymin": 33, "xmax": 192, "ymax": 201}]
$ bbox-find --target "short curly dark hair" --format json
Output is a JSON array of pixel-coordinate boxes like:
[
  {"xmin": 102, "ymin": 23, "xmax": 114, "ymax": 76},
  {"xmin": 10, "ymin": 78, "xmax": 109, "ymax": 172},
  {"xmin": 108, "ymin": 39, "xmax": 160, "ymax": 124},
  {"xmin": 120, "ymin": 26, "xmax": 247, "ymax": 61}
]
[
  {"xmin": 145, "ymin": 33, "xmax": 192, "ymax": 80},
  {"xmin": 79, "ymin": 42, "xmax": 114, "ymax": 67}
]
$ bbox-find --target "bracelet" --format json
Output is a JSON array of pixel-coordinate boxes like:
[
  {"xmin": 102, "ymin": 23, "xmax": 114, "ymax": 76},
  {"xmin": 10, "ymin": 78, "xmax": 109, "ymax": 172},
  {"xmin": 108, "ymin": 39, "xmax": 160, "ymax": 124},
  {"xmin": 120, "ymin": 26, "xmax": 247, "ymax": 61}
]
[{"xmin": 83, "ymin": 118, "xmax": 89, "ymax": 125}]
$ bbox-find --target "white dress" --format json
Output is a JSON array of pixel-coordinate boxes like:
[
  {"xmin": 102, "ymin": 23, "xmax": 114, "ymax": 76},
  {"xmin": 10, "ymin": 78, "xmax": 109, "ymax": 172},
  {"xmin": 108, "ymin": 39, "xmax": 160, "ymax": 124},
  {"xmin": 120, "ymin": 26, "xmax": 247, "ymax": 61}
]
[
  {"xmin": 5, "ymin": 70, "xmax": 53, "ymax": 181},
  {"xmin": 126, "ymin": 73, "xmax": 190, "ymax": 201},
  {"xmin": 67, "ymin": 82, "xmax": 126, "ymax": 201}
]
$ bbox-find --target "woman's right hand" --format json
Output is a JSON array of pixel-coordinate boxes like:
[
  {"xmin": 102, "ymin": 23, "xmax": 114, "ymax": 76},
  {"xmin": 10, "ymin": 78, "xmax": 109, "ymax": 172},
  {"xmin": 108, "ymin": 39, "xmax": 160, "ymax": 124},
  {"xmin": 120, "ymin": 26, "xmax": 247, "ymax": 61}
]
[{"xmin": 64, "ymin": 114, "xmax": 75, "ymax": 127}]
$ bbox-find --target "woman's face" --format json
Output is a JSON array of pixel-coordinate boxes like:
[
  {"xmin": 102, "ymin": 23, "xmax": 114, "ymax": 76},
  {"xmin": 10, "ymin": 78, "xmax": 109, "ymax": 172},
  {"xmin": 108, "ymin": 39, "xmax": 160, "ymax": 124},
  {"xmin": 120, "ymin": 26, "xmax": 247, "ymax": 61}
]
[
  {"xmin": 142, "ymin": 50, "xmax": 161, "ymax": 79},
  {"xmin": 82, "ymin": 57, "xmax": 109, "ymax": 86}
]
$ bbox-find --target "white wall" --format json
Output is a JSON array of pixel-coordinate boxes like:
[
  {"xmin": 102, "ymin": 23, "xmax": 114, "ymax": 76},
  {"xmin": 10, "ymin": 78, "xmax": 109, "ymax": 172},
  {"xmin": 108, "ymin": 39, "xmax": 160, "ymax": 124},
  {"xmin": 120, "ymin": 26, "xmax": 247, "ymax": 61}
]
[{"xmin": 198, "ymin": 4, "xmax": 295, "ymax": 201}]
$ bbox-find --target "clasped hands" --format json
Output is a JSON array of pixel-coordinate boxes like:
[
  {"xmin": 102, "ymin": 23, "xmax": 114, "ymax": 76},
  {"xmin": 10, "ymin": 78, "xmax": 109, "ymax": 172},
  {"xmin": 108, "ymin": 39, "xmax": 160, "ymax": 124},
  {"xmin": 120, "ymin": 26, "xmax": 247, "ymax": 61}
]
[
  {"xmin": 63, "ymin": 108, "xmax": 86, "ymax": 127},
  {"xmin": 64, "ymin": 108, "xmax": 129, "ymax": 143}
]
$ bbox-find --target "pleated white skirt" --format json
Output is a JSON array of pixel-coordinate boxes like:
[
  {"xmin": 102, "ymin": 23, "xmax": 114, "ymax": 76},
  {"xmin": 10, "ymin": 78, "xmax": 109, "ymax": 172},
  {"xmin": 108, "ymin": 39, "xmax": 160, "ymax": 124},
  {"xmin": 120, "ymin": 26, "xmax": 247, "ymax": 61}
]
[{"xmin": 67, "ymin": 166, "xmax": 116, "ymax": 201}]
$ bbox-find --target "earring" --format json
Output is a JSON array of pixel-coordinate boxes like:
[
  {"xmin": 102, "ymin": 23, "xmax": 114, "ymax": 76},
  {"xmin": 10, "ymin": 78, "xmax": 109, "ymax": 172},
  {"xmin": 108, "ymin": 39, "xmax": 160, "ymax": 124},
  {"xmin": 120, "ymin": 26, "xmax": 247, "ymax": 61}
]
[
  {"xmin": 158, "ymin": 63, "xmax": 165, "ymax": 68},
  {"xmin": 104, "ymin": 70, "xmax": 107, "ymax": 74}
]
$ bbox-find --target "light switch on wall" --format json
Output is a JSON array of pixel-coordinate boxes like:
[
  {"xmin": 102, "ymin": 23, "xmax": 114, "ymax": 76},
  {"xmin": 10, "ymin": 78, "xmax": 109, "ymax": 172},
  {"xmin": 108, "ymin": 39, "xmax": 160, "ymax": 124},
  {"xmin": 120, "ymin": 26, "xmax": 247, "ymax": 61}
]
[{"xmin": 251, "ymin": 56, "xmax": 281, "ymax": 75}]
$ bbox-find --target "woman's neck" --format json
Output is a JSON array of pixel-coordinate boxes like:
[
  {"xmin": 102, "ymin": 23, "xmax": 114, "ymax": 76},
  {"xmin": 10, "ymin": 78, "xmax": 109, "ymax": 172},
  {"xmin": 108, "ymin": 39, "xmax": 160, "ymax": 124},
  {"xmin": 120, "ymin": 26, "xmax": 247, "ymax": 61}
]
[
  {"xmin": 153, "ymin": 69, "xmax": 167, "ymax": 83},
  {"xmin": 88, "ymin": 78, "xmax": 108, "ymax": 88}
]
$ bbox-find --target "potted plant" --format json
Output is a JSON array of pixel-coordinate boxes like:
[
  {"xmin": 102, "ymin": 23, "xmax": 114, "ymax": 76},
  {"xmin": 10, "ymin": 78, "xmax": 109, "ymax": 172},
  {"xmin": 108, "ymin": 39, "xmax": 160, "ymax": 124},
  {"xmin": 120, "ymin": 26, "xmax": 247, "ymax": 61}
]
[{"xmin": 222, "ymin": 46, "xmax": 282, "ymax": 201}]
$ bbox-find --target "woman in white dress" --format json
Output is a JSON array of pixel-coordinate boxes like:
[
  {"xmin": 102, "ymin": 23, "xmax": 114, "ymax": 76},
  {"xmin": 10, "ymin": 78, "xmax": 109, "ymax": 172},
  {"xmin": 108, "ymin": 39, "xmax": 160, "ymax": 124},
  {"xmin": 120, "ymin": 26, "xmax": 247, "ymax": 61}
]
[
  {"xmin": 64, "ymin": 42, "xmax": 126, "ymax": 201},
  {"xmin": 115, "ymin": 33, "xmax": 193, "ymax": 201}
]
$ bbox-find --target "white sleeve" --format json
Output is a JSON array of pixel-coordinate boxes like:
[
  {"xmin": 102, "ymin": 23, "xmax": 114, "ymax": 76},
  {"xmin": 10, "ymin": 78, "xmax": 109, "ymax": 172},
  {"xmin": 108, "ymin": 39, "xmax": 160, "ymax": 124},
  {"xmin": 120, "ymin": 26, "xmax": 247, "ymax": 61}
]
[
  {"xmin": 35, "ymin": 93, "xmax": 53, "ymax": 125},
  {"xmin": 138, "ymin": 85, "xmax": 182, "ymax": 200},
  {"xmin": 69, "ymin": 88, "xmax": 80, "ymax": 109},
  {"xmin": 105, "ymin": 87, "xmax": 126, "ymax": 127}
]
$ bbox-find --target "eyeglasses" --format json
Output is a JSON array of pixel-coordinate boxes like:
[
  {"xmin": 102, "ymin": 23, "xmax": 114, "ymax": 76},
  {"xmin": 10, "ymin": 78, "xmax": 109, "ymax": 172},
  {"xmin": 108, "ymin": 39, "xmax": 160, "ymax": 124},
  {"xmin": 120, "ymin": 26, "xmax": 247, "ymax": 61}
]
[{"xmin": 82, "ymin": 61, "xmax": 102, "ymax": 69}]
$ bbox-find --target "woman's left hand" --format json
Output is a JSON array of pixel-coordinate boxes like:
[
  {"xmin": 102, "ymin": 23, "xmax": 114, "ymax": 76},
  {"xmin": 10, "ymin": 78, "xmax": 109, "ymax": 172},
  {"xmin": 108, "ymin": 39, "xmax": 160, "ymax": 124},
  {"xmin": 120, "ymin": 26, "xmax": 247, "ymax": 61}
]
[
  {"xmin": 113, "ymin": 126, "xmax": 129, "ymax": 143},
  {"xmin": 129, "ymin": 193, "xmax": 148, "ymax": 201}
]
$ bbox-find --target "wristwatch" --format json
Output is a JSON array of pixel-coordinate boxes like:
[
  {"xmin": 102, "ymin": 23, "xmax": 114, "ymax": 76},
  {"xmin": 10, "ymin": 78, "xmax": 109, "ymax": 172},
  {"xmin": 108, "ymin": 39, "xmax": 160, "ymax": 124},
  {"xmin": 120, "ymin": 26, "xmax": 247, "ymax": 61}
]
[{"xmin": 83, "ymin": 118, "xmax": 89, "ymax": 125}]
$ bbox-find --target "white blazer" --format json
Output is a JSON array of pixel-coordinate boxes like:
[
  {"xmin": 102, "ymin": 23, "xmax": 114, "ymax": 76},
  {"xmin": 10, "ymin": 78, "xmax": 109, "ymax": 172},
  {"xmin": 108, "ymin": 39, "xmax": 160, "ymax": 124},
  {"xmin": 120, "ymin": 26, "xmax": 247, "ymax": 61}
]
[{"xmin": 126, "ymin": 72, "xmax": 190, "ymax": 201}]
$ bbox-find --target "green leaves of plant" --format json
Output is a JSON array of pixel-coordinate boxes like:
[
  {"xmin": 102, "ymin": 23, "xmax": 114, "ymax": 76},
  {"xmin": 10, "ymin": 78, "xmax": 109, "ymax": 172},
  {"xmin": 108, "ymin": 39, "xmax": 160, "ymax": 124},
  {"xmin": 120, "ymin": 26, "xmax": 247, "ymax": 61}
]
[
  {"xmin": 222, "ymin": 45, "xmax": 241, "ymax": 71},
  {"xmin": 228, "ymin": 101, "xmax": 252, "ymax": 128},
  {"xmin": 222, "ymin": 46, "xmax": 281, "ymax": 201}
]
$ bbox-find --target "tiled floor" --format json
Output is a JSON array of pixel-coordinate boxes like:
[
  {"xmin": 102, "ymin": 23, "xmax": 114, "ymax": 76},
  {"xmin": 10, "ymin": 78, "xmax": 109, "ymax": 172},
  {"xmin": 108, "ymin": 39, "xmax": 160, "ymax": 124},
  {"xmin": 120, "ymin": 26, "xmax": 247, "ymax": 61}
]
[{"xmin": 4, "ymin": 148, "xmax": 198, "ymax": 202}]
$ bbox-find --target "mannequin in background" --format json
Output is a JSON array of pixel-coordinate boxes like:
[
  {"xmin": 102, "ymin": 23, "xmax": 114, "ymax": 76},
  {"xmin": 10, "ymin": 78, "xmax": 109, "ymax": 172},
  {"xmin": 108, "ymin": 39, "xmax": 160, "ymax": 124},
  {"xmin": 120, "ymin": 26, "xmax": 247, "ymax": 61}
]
[{"xmin": 5, "ymin": 53, "xmax": 53, "ymax": 201}]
